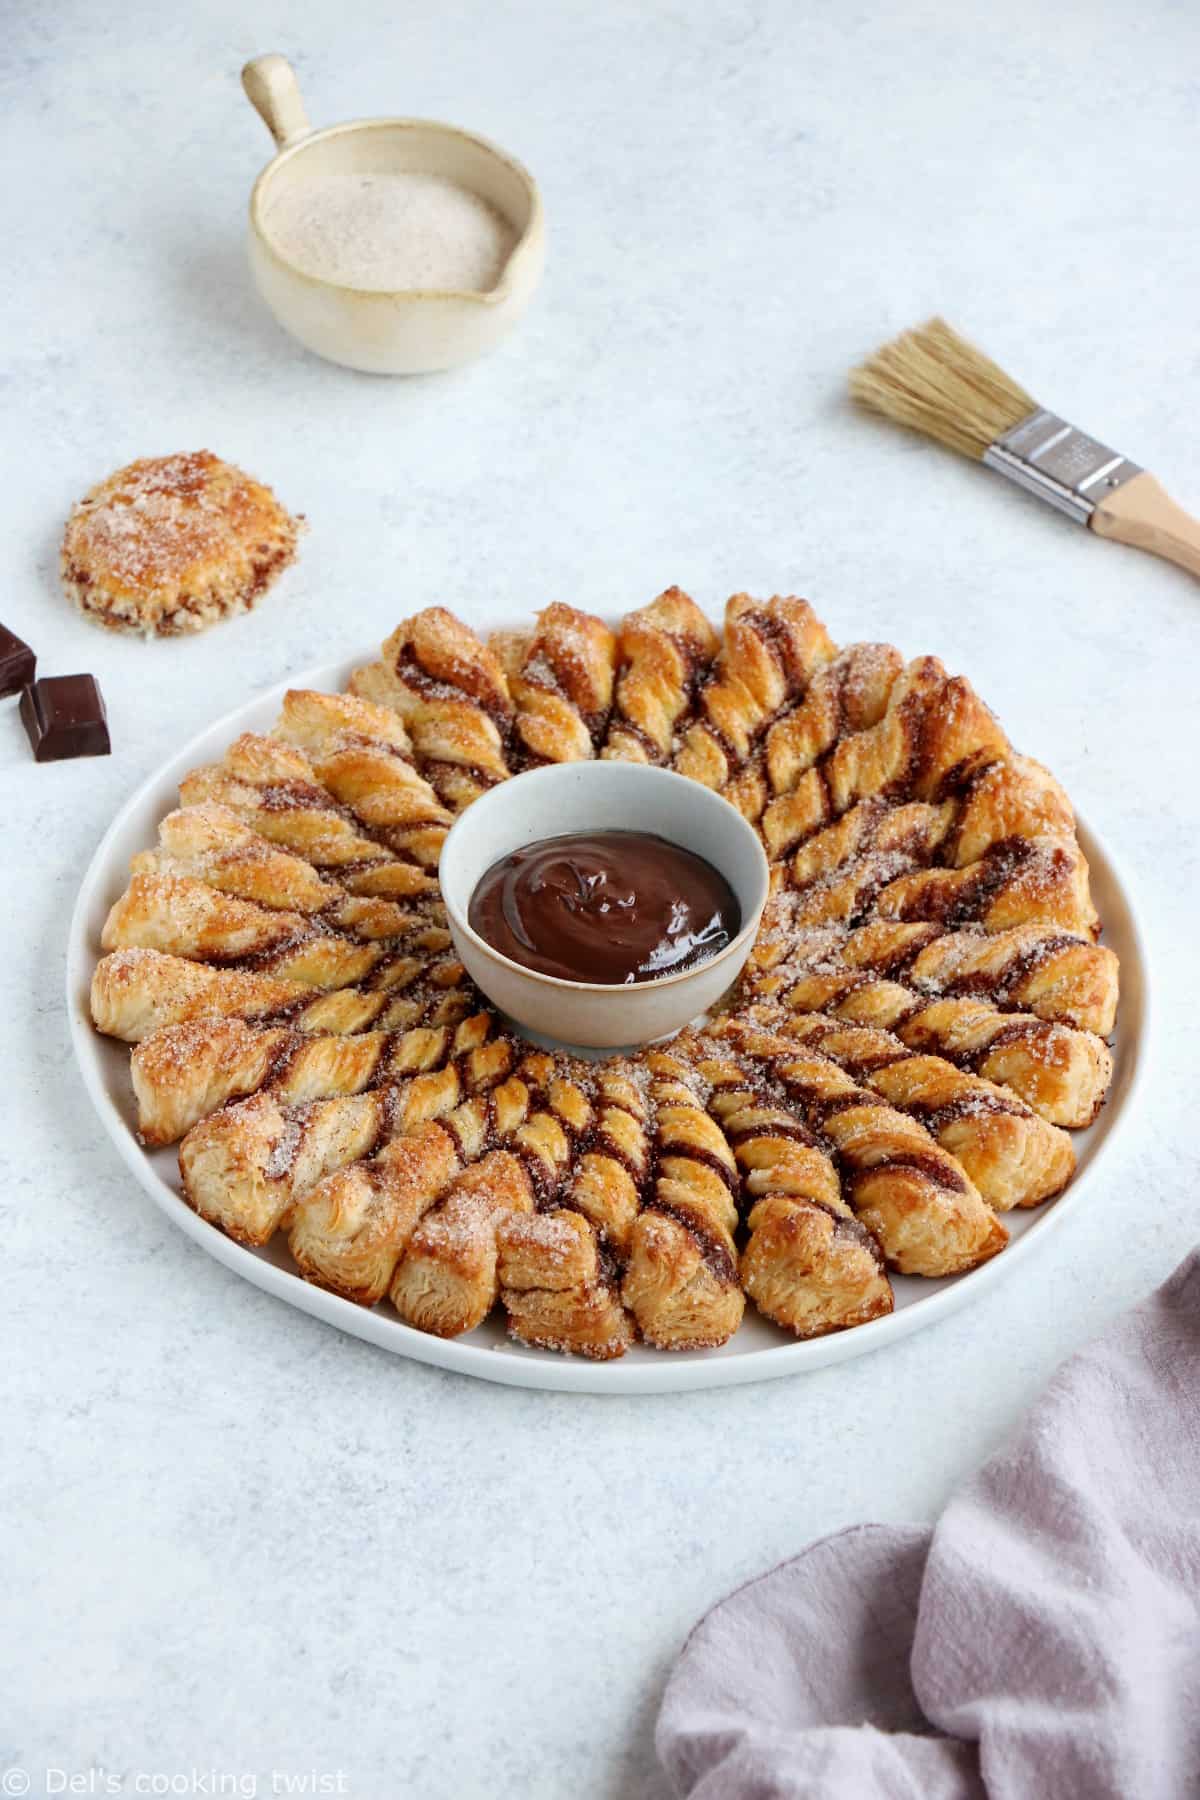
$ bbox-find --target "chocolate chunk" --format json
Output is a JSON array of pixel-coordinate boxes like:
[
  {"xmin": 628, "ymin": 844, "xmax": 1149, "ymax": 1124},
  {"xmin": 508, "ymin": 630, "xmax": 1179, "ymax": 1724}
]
[
  {"xmin": 20, "ymin": 674, "xmax": 111, "ymax": 763},
  {"xmin": 0, "ymin": 625, "xmax": 35, "ymax": 697}
]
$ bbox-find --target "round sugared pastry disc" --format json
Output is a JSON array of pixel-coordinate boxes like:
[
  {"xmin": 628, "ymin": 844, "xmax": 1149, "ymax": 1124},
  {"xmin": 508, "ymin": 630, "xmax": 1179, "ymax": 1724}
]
[{"xmin": 61, "ymin": 450, "xmax": 301, "ymax": 637}]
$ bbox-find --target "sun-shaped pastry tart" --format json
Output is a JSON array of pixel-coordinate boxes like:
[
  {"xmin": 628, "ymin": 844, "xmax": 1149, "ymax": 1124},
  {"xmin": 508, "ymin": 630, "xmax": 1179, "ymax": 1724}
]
[{"xmin": 90, "ymin": 592, "xmax": 1119, "ymax": 1357}]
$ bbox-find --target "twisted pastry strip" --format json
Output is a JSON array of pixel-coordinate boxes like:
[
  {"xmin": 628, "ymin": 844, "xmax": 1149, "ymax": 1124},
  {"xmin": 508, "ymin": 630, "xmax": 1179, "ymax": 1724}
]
[
  {"xmin": 715, "ymin": 1022, "xmax": 1007, "ymax": 1275},
  {"xmin": 719, "ymin": 750, "xmax": 774, "ymax": 826},
  {"xmin": 181, "ymin": 732, "xmax": 436, "ymax": 898},
  {"xmin": 390, "ymin": 1057, "xmax": 589, "ymax": 1338},
  {"xmin": 349, "ymin": 607, "xmax": 515, "ymax": 810},
  {"xmin": 749, "ymin": 911, "xmax": 1118, "ymax": 1035},
  {"xmin": 831, "ymin": 665, "xmax": 1009, "ymax": 810},
  {"xmin": 92, "ymin": 894, "xmax": 470, "ymax": 1040},
  {"xmin": 761, "ymin": 661, "xmax": 1011, "ymax": 861},
  {"xmin": 394, "ymin": 1058, "xmax": 648, "ymax": 1350},
  {"xmin": 181, "ymin": 1068, "xmax": 454, "ymax": 1248},
  {"xmin": 290, "ymin": 1103, "xmax": 489, "ymax": 1304},
  {"xmin": 760, "ymin": 654, "xmax": 942, "ymax": 853},
  {"xmin": 99, "ymin": 872, "xmax": 466, "ymax": 996},
  {"xmin": 770, "ymin": 755, "xmax": 1079, "ymax": 892},
  {"xmin": 672, "ymin": 594, "xmax": 836, "ymax": 792},
  {"xmin": 901, "ymin": 923, "xmax": 1119, "ymax": 1034},
  {"xmin": 507, "ymin": 602, "xmax": 619, "ymax": 763},
  {"xmin": 498, "ymin": 1209, "xmax": 634, "ymax": 1360},
  {"xmin": 92, "ymin": 947, "xmax": 314, "ymax": 1042},
  {"xmin": 391, "ymin": 1150, "xmax": 534, "ymax": 1339},
  {"xmin": 563, "ymin": 1058, "xmax": 651, "ymax": 1255},
  {"xmin": 745, "ymin": 961, "xmax": 1111, "ymax": 1128},
  {"xmin": 601, "ymin": 587, "xmax": 720, "ymax": 764},
  {"xmin": 764, "ymin": 643, "xmax": 905, "ymax": 808},
  {"xmin": 493, "ymin": 1060, "xmax": 648, "ymax": 1356},
  {"xmin": 181, "ymin": 1034, "xmax": 515, "ymax": 1248},
  {"xmin": 272, "ymin": 688, "xmax": 451, "ymax": 867},
  {"xmin": 93, "ymin": 940, "xmax": 473, "ymax": 1044},
  {"xmin": 104, "ymin": 870, "xmax": 315, "ymax": 963},
  {"xmin": 290, "ymin": 1052, "xmax": 550, "ymax": 1304},
  {"xmin": 133, "ymin": 804, "xmax": 417, "ymax": 939},
  {"xmin": 131, "ymin": 1010, "xmax": 494, "ymax": 1146},
  {"xmin": 874, "ymin": 835, "xmax": 1098, "ymax": 938},
  {"xmin": 788, "ymin": 797, "xmax": 956, "ymax": 890},
  {"xmin": 749, "ymin": 1009, "xmax": 1075, "ymax": 1209},
  {"xmin": 770, "ymin": 798, "xmax": 956, "ymax": 931},
  {"xmin": 620, "ymin": 1047, "xmax": 745, "ymax": 1350},
  {"xmin": 694, "ymin": 1045, "xmax": 893, "ymax": 1339},
  {"xmin": 942, "ymin": 755, "xmax": 1077, "ymax": 869},
  {"xmin": 743, "ymin": 913, "xmax": 1113, "ymax": 1128},
  {"xmin": 779, "ymin": 831, "xmax": 1097, "ymax": 938}
]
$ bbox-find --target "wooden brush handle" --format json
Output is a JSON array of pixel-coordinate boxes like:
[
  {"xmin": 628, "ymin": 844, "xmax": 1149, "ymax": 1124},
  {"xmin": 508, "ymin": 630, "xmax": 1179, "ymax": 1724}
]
[{"xmin": 1091, "ymin": 472, "xmax": 1200, "ymax": 580}]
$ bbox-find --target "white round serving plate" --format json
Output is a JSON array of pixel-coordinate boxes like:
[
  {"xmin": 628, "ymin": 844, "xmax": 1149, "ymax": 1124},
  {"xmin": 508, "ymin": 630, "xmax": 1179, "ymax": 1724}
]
[{"xmin": 68, "ymin": 647, "xmax": 1149, "ymax": 1395}]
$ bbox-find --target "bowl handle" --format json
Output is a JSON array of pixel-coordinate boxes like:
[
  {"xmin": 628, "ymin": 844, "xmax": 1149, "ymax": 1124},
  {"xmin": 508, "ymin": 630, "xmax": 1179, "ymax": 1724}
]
[{"xmin": 242, "ymin": 54, "xmax": 312, "ymax": 149}]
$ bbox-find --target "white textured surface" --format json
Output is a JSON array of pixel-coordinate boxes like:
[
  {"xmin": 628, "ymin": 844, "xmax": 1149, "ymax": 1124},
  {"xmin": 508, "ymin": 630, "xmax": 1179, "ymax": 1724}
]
[{"xmin": 2, "ymin": 3, "xmax": 1197, "ymax": 1796}]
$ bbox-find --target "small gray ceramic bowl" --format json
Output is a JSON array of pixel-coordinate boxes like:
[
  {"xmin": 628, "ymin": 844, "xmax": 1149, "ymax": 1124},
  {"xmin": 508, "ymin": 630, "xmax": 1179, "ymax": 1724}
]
[{"xmin": 439, "ymin": 762, "xmax": 770, "ymax": 1050}]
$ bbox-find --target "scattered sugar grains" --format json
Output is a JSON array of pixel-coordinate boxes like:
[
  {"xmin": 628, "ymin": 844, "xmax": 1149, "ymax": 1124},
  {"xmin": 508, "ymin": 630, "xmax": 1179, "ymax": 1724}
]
[{"xmin": 263, "ymin": 172, "xmax": 517, "ymax": 293}]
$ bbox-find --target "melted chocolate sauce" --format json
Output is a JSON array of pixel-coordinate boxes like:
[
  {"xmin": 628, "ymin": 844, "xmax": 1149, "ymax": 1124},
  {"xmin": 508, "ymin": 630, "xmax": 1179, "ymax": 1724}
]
[{"xmin": 469, "ymin": 829, "xmax": 741, "ymax": 985}]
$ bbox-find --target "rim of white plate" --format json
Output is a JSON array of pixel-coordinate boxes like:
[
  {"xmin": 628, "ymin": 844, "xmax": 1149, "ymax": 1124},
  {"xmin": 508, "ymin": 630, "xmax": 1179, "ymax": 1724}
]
[{"xmin": 66, "ymin": 646, "xmax": 1151, "ymax": 1395}]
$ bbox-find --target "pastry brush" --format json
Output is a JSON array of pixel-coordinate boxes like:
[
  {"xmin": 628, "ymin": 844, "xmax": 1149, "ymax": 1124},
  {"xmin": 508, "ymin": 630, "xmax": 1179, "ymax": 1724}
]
[{"xmin": 850, "ymin": 317, "xmax": 1200, "ymax": 580}]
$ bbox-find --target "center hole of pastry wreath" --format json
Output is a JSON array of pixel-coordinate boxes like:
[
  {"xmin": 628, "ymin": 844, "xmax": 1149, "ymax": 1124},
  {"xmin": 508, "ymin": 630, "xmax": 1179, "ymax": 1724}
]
[{"xmin": 468, "ymin": 830, "xmax": 742, "ymax": 987}]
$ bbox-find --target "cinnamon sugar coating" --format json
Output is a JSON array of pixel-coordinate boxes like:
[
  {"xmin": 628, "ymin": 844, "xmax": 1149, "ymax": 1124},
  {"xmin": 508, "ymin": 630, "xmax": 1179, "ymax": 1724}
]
[{"xmin": 62, "ymin": 451, "xmax": 300, "ymax": 637}]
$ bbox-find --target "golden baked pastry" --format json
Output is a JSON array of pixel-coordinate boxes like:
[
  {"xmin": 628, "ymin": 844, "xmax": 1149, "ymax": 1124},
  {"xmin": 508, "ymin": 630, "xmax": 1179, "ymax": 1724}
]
[
  {"xmin": 289, "ymin": 1051, "xmax": 544, "ymax": 1302},
  {"xmin": 131, "ymin": 1011, "xmax": 495, "ymax": 1146},
  {"xmin": 621, "ymin": 1045, "xmax": 745, "ymax": 1350},
  {"xmin": 492, "ymin": 1059, "xmax": 636, "ymax": 1357},
  {"xmin": 499, "ymin": 1209, "xmax": 634, "ymax": 1360},
  {"xmin": 715, "ymin": 1021, "xmax": 1008, "ymax": 1276},
  {"xmin": 182, "ymin": 1037, "xmax": 514, "ymax": 1247},
  {"xmin": 602, "ymin": 587, "xmax": 720, "ymax": 764},
  {"xmin": 762, "ymin": 643, "xmax": 905, "ymax": 827},
  {"xmin": 88, "ymin": 590, "xmax": 1121, "ymax": 1359},
  {"xmin": 62, "ymin": 451, "xmax": 299, "ymax": 637},
  {"xmin": 393, "ymin": 1056, "xmax": 648, "ymax": 1354},
  {"xmin": 350, "ymin": 608, "xmax": 515, "ymax": 809},
  {"xmin": 562, "ymin": 1059, "xmax": 650, "ymax": 1253},
  {"xmin": 506, "ymin": 602, "xmax": 619, "ymax": 763},
  {"xmin": 133, "ymin": 803, "xmax": 420, "ymax": 935},
  {"xmin": 272, "ymin": 689, "xmax": 451, "ymax": 869},
  {"xmin": 747, "ymin": 1008, "xmax": 1075, "ymax": 1210},
  {"xmin": 180, "ymin": 732, "xmax": 440, "ymax": 899},
  {"xmin": 695, "ymin": 1044, "xmax": 894, "ymax": 1338},
  {"xmin": 673, "ymin": 594, "xmax": 836, "ymax": 794},
  {"xmin": 745, "ymin": 913, "xmax": 1115, "ymax": 1127},
  {"xmin": 392, "ymin": 1149, "xmax": 535, "ymax": 1339}
]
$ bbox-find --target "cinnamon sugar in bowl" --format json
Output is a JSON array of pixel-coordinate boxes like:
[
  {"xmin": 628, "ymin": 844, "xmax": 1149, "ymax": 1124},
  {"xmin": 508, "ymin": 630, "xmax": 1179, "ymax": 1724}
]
[{"xmin": 242, "ymin": 55, "xmax": 545, "ymax": 374}]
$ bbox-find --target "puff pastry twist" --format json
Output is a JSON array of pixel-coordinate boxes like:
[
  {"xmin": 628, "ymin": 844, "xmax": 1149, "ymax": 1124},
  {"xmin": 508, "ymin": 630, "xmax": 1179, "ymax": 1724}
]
[
  {"xmin": 601, "ymin": 587, "xmax": 720, "ymax": 765},
  {"xmin": 695, "ymin": 1044, "xmax": 894, "ymax": 1338},
  {"xmin": 350, "ymin": 607, "xmax": 516, "ymax": 809}
]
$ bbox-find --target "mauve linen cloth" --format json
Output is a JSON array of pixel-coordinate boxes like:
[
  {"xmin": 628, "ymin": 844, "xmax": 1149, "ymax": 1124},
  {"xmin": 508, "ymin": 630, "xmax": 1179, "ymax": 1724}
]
[{"xmin": 657, "ymin": 1250, "xmax": 1200, "ymax": 1800}]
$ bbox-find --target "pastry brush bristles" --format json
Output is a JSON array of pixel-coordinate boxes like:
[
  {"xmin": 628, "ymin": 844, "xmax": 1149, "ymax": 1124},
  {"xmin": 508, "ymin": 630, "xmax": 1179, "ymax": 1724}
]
[{"xmin": 849, "ymin": 317, "xmax": 1038, "ymax": 461}]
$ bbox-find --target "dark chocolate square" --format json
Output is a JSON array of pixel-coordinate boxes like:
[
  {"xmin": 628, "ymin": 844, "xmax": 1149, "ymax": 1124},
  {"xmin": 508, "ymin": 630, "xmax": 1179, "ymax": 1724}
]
[
  {"xmin": 20, "ymin": 673, "xmax": 111, "ymax": 763},
  {"xmin": 0, "ymin": 625, "xmax": 35, "ymax": 698}
]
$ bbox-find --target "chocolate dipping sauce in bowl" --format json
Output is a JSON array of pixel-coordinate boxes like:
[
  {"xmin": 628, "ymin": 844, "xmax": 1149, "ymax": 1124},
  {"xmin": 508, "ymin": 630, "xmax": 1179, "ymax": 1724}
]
[{"xmin": 439, "ymin": 763, "xmax": 770, "ymax": 1050}]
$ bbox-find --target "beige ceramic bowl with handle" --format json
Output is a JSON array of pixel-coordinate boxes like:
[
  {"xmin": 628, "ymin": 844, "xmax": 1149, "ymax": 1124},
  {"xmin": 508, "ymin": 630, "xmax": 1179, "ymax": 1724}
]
[
  {"xmin": 242, "ymin": 53, "xmax": 545, "ymax": 374},
  {"xmin": 439, "ymin": 763, "xmax": 771, "ymax": 1050}
]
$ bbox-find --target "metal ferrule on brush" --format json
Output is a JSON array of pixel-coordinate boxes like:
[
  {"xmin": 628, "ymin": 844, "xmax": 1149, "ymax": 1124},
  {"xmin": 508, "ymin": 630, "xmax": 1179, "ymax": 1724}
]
[{"xmin": 983, "ymin": 410, "xmax": 1142, "ymax": 524}]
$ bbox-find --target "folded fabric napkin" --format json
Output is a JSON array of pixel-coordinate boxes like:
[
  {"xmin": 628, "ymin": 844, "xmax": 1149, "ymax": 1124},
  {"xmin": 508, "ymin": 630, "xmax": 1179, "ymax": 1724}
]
[{"xmin": 657, "ymin": 1250, "xmax": 1200, "ymax": 1799}]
